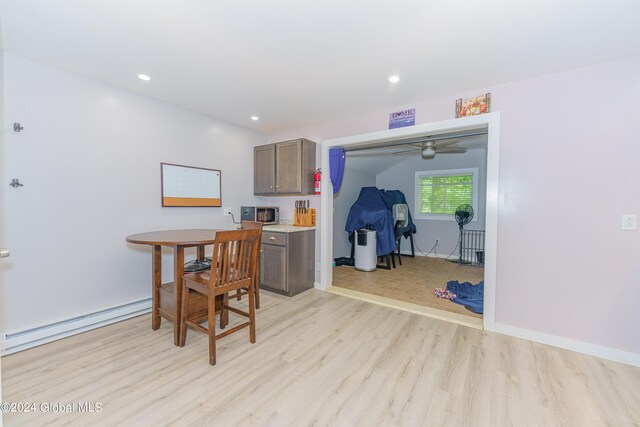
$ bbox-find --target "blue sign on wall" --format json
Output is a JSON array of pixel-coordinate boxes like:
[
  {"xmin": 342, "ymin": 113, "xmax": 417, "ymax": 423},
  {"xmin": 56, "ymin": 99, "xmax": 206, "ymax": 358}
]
[{"xmin": 388, "ymin": 108, "xmax": 415, "ymax": 129}]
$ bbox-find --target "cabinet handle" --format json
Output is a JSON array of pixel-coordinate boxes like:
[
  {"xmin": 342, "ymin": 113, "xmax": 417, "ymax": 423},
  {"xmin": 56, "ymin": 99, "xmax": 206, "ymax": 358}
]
[
  {"xmin": 270, "ymin": 185, "xmax": 273, "ymax": 188},
  {"xmin": 276, "ymin": 185, "xmax": 279, "ymax": 188},
  {"xmin": 269, "ymin": 236, "xmax": 276, "ymax": 240}
]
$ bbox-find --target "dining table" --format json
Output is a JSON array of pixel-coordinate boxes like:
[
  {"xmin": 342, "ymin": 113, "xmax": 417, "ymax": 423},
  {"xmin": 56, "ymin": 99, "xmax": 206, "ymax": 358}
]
[{"xmin": 126, "ymin": 229, "xmax": 223, "ymax": 346}]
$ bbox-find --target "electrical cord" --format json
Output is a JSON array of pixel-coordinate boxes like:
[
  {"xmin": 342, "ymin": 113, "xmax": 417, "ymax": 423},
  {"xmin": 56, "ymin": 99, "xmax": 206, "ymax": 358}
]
[
  {"xmin": 445, "ymin": 239, "xmax": 460, "ymax": 261},
  {"xmin": 414, "ymin": 239, "xmax": 435, "ymax": 257},
  {"xmin": 400, "ymin": 234, "xmax": 440, "ymax": 258},
  {"xmin": 228, "ymin": 212, "xmax": 241, "ymax": 225}
]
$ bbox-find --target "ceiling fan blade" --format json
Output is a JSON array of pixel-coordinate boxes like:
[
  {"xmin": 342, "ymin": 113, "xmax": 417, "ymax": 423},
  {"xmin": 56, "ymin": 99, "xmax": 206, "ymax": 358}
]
[
  {"xmin": 436, "ymin": 148, "xmax": 467, "ymax": 153},
  {"xmin": 434, "ymin": 140, "xmax": 461, "ymax": 148},
  {"xmin": 348, "ymin": 151, "xmax": 406, "ymax": 157},
  {"xmin": 392, "ymin": 148, "xmax": 421, "ymax": 155}
]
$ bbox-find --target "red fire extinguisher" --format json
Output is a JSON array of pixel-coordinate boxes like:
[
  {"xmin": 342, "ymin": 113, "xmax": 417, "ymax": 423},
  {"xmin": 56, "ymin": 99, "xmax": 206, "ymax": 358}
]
[{"xmin": 314, "ymin": 169, "xmax": 322, "ymax": 195}]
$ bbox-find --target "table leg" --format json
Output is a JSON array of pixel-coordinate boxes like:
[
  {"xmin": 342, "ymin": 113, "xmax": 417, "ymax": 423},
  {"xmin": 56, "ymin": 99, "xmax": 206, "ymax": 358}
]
[
  {"xmin": 197, "ymin": 245, "xmax": 205, "ymax": 261},
  {"xmin": 152, "ymin": 245, "xmax": 161, "ymax": 330},
  {"xmin": 173, "ymin": 246, "xmax": 185, "ymax": 346}
]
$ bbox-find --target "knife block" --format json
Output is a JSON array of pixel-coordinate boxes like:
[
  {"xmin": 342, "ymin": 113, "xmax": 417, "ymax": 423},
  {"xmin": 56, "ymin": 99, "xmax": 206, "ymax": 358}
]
[{"xmin": 294, "ymin": 209, "xmax": 316, "ymax": 227}]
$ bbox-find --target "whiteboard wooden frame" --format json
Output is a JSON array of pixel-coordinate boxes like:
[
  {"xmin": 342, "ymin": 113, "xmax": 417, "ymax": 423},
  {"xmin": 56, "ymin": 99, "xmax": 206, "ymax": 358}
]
[{"xmin": 160, "ymin": 163, "xmax": 222, "ymax": 207}]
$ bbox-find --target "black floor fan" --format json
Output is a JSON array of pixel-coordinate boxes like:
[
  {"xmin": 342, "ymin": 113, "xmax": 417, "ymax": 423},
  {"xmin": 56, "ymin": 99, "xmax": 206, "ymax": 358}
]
[{"xmin": 454, "ymin": 204, "xmax": 474, "ymax": 264}]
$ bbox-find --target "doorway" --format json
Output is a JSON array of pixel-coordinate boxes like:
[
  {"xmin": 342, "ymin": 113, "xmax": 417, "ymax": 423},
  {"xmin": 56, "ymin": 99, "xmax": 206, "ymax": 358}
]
[{"xmin": 319, "ymin": 114, "xmax": 500, "ymax": 331}]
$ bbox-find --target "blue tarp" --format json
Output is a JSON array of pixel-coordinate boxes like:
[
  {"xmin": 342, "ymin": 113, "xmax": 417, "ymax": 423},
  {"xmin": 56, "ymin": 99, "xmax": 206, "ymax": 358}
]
[
  {"xmin": 379, "ymin": 189, "xmax": 417, "ymax": 238},
  {"xmin": 345, "ymin": 187, "xmax": 397, "ymax": 256},
  {"xmin": 446, "ymin": 280, "xmax": 484, "ymax": 314}
]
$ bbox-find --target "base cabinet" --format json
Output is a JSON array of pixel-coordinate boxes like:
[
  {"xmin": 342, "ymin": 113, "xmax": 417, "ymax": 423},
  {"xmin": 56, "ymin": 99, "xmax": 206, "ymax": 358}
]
[
  {"xmin": 260, "ymin": 230, "xmax": 315, "ymax": 297},
  {"xmin": 260, "ymin": 244, "xmax": 287, "ymax": 292}
]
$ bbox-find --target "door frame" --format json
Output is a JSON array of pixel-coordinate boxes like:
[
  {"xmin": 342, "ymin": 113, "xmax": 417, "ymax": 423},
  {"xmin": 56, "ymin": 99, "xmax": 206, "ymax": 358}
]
[{"xmin": 318, "ymin": 113, "xmax": 500, "ymax": 331}]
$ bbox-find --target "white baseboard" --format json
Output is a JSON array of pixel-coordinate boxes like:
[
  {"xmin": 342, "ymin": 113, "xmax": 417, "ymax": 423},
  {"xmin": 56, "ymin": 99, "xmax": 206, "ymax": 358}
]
[
  {"xmin": 2, "ymin": 298, "xmax": 151, "ymax": 355},
  {"xmin": 494, "ymin": 322, "xmax": 640, "ymax": 367}
]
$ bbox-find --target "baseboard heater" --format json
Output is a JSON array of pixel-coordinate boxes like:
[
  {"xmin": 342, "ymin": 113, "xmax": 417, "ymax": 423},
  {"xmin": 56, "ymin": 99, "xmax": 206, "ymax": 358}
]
[{"xmin": 2, "ymin": 298, "xmax": 151, "ymax": 355}]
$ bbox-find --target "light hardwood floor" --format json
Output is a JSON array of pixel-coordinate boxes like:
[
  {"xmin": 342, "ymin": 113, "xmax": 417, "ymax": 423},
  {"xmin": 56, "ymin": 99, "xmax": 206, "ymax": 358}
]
[
  {"xmin": 3, "ymin": 289, "xmax": 640, "ymax": 426},
  {"xmin": 333, "ymin": 256, "xmax": 485, "ymax": 319}
]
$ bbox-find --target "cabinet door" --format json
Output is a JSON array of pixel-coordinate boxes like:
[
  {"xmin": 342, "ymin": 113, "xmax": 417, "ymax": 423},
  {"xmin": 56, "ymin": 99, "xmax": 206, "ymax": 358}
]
[
  {"xmin": 260, "ymin": 244, "xmax": 288, "ymax": 292},
  {"xmin": 254, "ymin": 145, "xmax": 276, "ymax": 194},
  {"xmin": 275, "ymin": 140, "xmax": 302, "ymax": 194}
]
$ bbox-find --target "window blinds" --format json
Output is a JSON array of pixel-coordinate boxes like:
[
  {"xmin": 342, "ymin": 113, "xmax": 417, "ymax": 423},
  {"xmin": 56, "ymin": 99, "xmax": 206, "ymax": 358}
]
[{"xmin": 417, "ymin": 173, "xmax": 474, "ymax": 215}]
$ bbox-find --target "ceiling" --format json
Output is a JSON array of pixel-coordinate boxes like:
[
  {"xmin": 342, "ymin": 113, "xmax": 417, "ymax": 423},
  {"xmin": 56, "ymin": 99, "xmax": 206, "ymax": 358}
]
[
  {"xmin": 346, "ymin": 133, "xmax": 487, "ymax": 175},
  {"xmin": 1, "ymin": 1, "xmax": 639, "ymax": 134}
]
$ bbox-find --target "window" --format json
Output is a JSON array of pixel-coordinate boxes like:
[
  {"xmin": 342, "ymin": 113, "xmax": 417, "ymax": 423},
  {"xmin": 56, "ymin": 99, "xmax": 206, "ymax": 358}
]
[{"xmin": 414, "ymin": 168, "xmax": 478, "ymax": 220}]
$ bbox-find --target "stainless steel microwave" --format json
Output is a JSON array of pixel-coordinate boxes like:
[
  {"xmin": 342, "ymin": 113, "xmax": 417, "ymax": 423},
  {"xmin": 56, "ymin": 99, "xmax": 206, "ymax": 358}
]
[{"xmin": 240, "ymin": 206, "xmax": 280, "ymax": 224}]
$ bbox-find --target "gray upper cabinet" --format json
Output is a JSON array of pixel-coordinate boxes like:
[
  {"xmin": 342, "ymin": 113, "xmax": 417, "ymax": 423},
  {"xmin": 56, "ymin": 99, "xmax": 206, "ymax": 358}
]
[
  {"xmin": 254, "ymin": 144, "xmax": 276, "ymax": 195},
  {"xmin": 254, "ymin": 138, "xmax": 316, "ymax": 195}
]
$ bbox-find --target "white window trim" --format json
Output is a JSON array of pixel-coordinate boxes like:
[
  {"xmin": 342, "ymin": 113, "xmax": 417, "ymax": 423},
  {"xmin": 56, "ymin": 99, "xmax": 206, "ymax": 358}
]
[{"xmin": 414, "ymin": 167, "xmax": 479, "ymax": 221}]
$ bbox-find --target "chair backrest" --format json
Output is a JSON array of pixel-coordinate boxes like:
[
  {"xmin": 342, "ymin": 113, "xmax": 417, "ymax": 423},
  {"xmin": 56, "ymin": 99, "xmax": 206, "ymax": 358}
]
[
  {"xmin": 241, "ymin": 220, "xmax": 264, "ymax": 231},
  {"xmin": 393, "ymin": 204, "xmax": 409, "ymax": 241},
  {"xmin": 209, "ymin": 229, "xmax": 261, "ymax": 291},
  {"xmin": 392, "ymin": 204, "xmax": 409, "ymax": 225}
]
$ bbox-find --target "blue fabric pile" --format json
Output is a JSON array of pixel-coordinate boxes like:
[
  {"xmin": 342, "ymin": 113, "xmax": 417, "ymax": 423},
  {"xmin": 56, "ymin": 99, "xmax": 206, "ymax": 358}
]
[
  {"xmin": 345, "ymin": 187, "xmax": 418, "ymax": 257},
  {"xmin": 446, "ymin": 280, "xmax": 484, "ymax": 314},
  {"xmin": 345, "ymin": 187, "xmax": 397, "ymax": 256}
]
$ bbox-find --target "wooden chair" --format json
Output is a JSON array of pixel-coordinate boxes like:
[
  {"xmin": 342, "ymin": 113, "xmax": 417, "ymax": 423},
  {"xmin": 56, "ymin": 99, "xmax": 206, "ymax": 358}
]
[
  {"xmin": 233, "ymin": 220, "xmax": 263, "ymax": 309},
  {"xmin": 179, "ymin": 229, "xmax": 261, "ymax": 365}
]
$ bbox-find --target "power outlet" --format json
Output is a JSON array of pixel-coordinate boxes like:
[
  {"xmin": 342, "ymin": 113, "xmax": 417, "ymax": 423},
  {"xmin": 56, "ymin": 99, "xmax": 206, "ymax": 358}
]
[
  {"xmin": 223, "ymin": 207, "xmax": 233, "ymax": 217},
  {"xmin": 622, "ymin": 214, "xmax": 637, "ymax": 231}
]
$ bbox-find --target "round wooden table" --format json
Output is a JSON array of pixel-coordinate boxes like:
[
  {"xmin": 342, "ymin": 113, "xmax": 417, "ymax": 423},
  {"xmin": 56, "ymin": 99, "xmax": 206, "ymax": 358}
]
[{"xmin": 126, "ymin": 229, "xmax": 222, "ymax": 346}]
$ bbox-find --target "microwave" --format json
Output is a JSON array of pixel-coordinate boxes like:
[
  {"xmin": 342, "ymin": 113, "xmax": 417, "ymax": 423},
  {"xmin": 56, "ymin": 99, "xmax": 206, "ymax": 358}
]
[{"xmin": 240, "ymin": 206, "xmax": 280, "ymax": 224}]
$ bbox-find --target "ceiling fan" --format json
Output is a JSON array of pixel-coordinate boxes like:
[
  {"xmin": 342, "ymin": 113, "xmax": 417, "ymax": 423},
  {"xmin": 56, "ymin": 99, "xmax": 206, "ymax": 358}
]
[{"xmin": 392, "ymin": 140, "xmax": 467, "ymax": 159}]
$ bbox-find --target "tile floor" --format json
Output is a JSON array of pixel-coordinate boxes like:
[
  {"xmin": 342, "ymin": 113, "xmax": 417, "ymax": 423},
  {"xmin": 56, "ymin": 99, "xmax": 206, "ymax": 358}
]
[{"xmin": 332, "ymin": 256, "xmax": 484, "ymax": 319}]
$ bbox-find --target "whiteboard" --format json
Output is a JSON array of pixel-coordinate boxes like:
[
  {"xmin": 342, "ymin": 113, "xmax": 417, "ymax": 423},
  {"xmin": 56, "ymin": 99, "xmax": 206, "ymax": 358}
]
[{"xmin": 161, "ymin": 163, "xmax": 221, "ymax": 207}]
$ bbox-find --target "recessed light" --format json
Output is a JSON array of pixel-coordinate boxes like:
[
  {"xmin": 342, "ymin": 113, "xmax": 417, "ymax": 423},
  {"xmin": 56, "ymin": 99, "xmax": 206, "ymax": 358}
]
[
  {"xmin": 251, "ymin": 116, "xmax": 259, "ymax": 121},
  {"xmin": 388, "ymin": 75, "xmax": 400, "ymax": 84},
  {"xmin": 137, "ymin": 74, "xmax": 151, "ymax": 81}
]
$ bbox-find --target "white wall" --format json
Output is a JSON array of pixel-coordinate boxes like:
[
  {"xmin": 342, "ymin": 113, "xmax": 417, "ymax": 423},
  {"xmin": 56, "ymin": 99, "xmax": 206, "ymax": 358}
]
[
  {"xmin": 375, "ymin": 149, "xmax": 487, "ymax": 256},
  {"xmin": 333, "ymin": 167, "xmax": 376, "ymax": 258},
  {"xmin": 0, "ymin": 46, "xmax": 6, "ymax": 412},
  {"xmin": 268, "ymin": 55, "xmax": 640, "ymax": 356},
  {"xmin": 0, "ymin": 54, "xmax": 266, "ymax": 334}
]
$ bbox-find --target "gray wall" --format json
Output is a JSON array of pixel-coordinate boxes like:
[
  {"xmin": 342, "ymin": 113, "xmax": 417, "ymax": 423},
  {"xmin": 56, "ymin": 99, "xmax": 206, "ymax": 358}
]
[
  {"xmin": 376, "ymin": 149, "xmax": 487, "ymax": 257},
  {"xmin": 333, "ymin": 167, "xmax": 376, "ymax": 258}
]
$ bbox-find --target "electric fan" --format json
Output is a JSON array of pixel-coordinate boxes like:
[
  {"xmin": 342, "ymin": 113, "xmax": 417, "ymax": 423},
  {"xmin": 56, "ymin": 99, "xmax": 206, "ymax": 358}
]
[{"xmin": 454, "ymin": 204, "xmax": 474, "ymax": 264}]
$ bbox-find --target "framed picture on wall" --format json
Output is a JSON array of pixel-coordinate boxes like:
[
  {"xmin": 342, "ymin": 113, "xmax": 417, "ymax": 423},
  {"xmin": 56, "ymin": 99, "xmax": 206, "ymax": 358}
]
[{"xmin": 455, "ymin": 93, "xmax": 491, "ymax": 118}]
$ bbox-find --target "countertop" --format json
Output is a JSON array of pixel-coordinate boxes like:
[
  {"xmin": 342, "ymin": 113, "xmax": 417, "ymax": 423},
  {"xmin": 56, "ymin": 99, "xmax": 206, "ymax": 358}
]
[{"xmin": 262, "ymin": 224, "xmax": 316, "ymax": 233}]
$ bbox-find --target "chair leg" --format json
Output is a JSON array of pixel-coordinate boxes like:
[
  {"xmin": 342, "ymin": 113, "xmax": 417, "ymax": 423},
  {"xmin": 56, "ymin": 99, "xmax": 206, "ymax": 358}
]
[
  {"xmin": 390, "ymin": 253, "xmax": 396, "ymax": 269},
  {"xmin": 208, "ymin": 294, "xmax": 217, "ymax": 366},
  {"xmin": 220, "ymin": 293, "xmax": 229, "ymax": 329},
  {"xmin": 236, "ymin": 289, "xmax": 241, "ymax": 301},
  {"xmin": 397, "ymin": 240, "xmax": 403, "ymax": 266},
  {"xmin": 254, "ymin": 271, "xmax": 261, "ymax": 309},
  {"xmin": 410, "ymin": 233, "xmax": 416, "ymax": 257},
  {"xmin": 248, "ymin": 283, "xmax": 256, "ymax": 344},
  {"xmin": 178, "ymin": 281, "xmax": 189, "ymax": 347}
]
